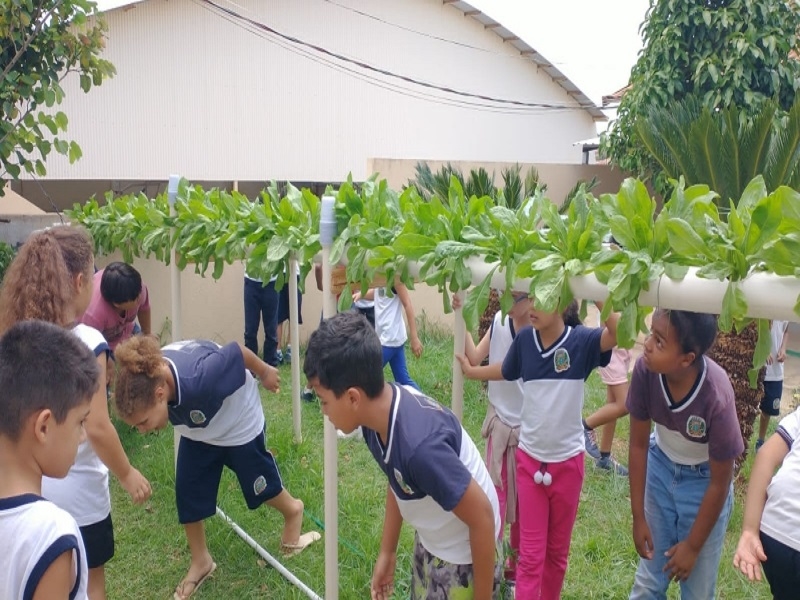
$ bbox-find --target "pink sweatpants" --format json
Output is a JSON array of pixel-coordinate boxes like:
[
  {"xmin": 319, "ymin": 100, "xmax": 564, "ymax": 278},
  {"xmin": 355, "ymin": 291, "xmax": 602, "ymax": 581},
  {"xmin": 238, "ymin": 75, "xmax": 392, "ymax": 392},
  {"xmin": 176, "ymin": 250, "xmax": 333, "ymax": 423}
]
[
  {"xmin": 515, "ymin": 450, "xmax": 584, "ymax": 600},
  {"xmin": 486, "ymin": 437, "xmax": 521, "ymax": 581}
]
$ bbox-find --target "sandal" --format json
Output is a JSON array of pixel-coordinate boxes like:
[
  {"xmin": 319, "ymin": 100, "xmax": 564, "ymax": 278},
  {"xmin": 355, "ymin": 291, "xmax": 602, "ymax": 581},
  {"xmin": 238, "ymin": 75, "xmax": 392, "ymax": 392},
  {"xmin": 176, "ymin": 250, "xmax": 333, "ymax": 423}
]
[
  {"xmin": 173, "ymin": 562, "xmax": 217, "ymax": 600},
  {"xmin": 280, "ymin": 531, "xmax": 321, "ymax": 557}
]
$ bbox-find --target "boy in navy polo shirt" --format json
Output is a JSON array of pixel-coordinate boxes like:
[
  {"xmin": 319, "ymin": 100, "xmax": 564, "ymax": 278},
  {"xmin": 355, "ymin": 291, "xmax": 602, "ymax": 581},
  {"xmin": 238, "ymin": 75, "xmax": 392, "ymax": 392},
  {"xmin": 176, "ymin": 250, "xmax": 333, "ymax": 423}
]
[{"xmin": 304, "ymin": 311, "xmax": 501, "ymax": 600}]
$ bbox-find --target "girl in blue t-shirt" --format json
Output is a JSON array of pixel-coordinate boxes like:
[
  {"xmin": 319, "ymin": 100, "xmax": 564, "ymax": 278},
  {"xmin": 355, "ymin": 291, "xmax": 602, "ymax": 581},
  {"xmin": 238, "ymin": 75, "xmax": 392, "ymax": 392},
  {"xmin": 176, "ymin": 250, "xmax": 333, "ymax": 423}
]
[{"xmin": 626, "ymin": 309, "xmax": 742, "ymax": 599}]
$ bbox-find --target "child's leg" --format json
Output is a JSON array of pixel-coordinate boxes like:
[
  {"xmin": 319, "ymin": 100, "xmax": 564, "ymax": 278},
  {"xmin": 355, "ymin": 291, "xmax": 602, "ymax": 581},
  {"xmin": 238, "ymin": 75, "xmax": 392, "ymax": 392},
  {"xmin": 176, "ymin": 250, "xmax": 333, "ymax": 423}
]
[
  {"xmin": 760, "ymin": 531, "xmax": 800, "ymax": 599},
  {"xmin": 515, "ymin": 450, "xmax": 550, "ymax": 599},
  {"xmin": 630, "ymin": 441, "xmax": 677, "ymax": 600},
  {"xmin": 180, "ymin": 520, "xmax": 215, "ymax": 586},
  {"xmin": 758, "ymin": 411, "xmax": 771, "ymax": 441},
  {"xmin": 383, "ymin": 344, "xmax": 419, "ymax": 390},
  {"xmin": 265, "ymin": 489, "xmax": 305, "ymax": 544},
  {"xmin": 758, "ymin": 380, "xmax": 783, "ymax": 446},
  {"xmin": 87, "ymin": 567, "xmax": 106, "ymax": 600},
  {"xmin": 541, "ymin": 454, "xmax": 584, "ymax": 600},
  {"xmin": 677, "ymin": 472, "xmax": 733, "ymax": 600},
  {"xmin": 79, "ymin": 513, "xmax": 114, "ymax": 600}
]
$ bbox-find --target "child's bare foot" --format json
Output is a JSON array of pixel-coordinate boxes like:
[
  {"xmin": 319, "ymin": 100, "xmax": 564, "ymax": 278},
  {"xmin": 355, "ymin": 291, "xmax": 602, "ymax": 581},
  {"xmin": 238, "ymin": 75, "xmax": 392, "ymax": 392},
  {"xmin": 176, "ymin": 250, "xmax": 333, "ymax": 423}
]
[
  {"xmin": 174, "ymin": 557, "xmax": 216, "ymax": 600},
  {"xmin": 280, "ymin": 498, "xmax": 305, "ymax": 546}
]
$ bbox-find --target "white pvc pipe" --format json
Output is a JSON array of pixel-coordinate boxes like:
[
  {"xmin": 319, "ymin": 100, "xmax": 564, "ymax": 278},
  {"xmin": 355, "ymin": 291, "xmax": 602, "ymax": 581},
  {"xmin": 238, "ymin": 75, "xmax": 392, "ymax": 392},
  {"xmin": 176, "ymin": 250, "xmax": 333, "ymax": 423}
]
[
  {"xmin": 319, "ymin": 196, "xmax": 338, "ymax": 600},
  {"xmin": 167, "ymin": 174, "xmax": 182, "ymax": 465},
  {"xmin": 451, "ymin": 291, "xmax": 465, "ymax": 421},
  {"xmin": 288, "ymin": 255, "xmax": 302, "ymax": 443},
  {"xmin": 215, "ymin": 507, "xmax": 323, "ymax": 600}
]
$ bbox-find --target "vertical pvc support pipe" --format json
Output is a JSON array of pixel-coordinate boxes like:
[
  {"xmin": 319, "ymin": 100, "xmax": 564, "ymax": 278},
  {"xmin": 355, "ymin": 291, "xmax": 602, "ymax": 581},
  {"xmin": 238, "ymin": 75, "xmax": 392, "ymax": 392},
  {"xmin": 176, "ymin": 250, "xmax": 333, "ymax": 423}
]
[
  {"xmin": 167, "ymin": 174, "xmax": 182, "ymax": 465},
  {"xmin": 451, "ymin": 290, "xmax": 465, "ymax": 421},
  {"xmin": 319, "ymin": 195, "xmax": 339, "ymax": 599},
  {"xmin": 288, "ymin": 254, "xmax": 302, "ymax": 443}
]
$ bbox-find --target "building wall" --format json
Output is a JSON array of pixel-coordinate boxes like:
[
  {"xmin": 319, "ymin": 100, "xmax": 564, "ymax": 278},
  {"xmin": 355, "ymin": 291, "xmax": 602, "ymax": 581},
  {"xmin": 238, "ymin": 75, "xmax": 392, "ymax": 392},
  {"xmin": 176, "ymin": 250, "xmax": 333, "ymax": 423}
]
[{"xmin": 33, "ymin": 0, "xmax": 598, "ymax": 182}]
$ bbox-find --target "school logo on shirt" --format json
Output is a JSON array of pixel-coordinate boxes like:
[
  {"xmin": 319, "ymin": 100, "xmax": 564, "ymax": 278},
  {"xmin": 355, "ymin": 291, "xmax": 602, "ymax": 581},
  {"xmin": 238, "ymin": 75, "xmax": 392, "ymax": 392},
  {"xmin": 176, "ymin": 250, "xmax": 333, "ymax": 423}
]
[
  {"xmin": 393, "ymin": 468, "xmax": 414, "ymax": 495},
  {"xmin": 554, "ymin": 348, "xmax": 571, "ymax": 373},
  {"xmin": 189, "ymin": 410, "xmax": 207, "ymax": 424},
  {"xmin": 686, "ymin": 415, "xmax": 707, "ymax": 438},
  {"xmin": 253, "ymin": 475, "xmax": 268, "ymax": 495},
  {"xmin": 772, "ymin": 398, "xmax": 781, "ymax": 411}
]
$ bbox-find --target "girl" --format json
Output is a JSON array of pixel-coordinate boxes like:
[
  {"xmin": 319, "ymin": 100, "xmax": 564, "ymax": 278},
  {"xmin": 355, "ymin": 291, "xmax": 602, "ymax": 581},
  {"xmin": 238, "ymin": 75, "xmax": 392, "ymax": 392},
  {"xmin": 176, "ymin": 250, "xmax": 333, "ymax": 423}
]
[
  {"xmin": 458, "ymin": 298, "xmax": 618, "ymax": 599},
  {"xmin": 733, "ymin": 404, "xmax": 800, "ymax": 598},
  {"xmin": 627, "ymin": 309, "xmax": 742, "ymax": 599},
  {"xmin": 456, "ymin": 290, "xmax": 531, "ymax": 585},
  {"xmin": 112, "ymin": 335, "xmax": 320, "ymax": 600},
  {"xmin": 0, "ymin": 226, "xmax": 152, "ymax": 600}
]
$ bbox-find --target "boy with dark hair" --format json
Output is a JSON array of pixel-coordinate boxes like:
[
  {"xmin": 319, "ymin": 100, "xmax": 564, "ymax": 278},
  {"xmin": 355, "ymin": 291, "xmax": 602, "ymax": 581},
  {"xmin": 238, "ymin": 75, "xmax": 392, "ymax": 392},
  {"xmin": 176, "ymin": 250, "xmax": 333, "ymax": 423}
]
[
  {"xmin": 81, "ymin": 262, "xmax": 151, "ymax": 350},
  {"xmin": 0, "ymin": 320, "xmax": 101, "ymax": 600},
  {"xmin": 304, "ymin": 312, "xmax": 501, "ymax": 599}
]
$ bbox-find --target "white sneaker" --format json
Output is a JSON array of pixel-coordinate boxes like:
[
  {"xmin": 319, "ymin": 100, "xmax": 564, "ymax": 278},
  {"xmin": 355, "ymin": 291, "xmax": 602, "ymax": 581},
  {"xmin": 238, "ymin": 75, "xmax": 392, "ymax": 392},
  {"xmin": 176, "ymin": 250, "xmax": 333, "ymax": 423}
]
[{"xmin": 337, "ymin": 428, "xmax": 363, "ymax": 440}]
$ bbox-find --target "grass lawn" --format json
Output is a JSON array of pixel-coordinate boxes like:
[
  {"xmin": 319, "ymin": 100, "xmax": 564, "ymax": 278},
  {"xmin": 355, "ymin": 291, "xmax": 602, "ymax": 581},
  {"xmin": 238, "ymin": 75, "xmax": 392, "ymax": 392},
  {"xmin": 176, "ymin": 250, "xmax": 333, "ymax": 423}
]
[{"xmin": 106, "ymin": 318, "xmax": 772, "ymax": 599}]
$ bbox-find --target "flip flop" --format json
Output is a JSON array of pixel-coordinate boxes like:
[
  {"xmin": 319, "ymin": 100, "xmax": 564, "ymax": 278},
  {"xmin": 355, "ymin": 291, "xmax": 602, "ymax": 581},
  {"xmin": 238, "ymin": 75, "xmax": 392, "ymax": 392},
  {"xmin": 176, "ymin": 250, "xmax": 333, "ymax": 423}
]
[
  {"xmin": 280, "ymin": 531, "xmax": 322, "ymax": 557},
  {"xmin": 173, "ymin": 562, "xmax": 217, "ymax": 600}
]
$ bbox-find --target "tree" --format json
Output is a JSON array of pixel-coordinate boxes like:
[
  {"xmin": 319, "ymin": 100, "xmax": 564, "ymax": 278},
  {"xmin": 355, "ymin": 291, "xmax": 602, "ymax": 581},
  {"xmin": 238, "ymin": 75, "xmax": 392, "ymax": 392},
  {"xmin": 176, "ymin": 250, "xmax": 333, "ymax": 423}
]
[
  {"xmin": 1, "ymin": 0, "xmax": 115, "ymax": 182},
  {"xmin": 602, "ymin": 0, "xmax": 800, "ymax": 188}
]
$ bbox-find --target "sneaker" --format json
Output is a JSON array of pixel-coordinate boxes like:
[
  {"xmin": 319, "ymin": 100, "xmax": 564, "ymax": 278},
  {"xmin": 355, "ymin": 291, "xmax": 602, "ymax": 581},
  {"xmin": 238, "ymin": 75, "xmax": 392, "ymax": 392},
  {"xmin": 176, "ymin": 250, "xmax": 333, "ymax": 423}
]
[
  {"xmin": 276, "ymin": 349, "xmax": 284, "ymax": 365},
  {"xmin": 284, "ymin": 345, "xmax": 292, "ymax": 365},
  {"xmin": 583, "ymin": 427, "xmax": 601, "ymax": 459},
  {"xmin": 755, "ymin": 438, "xmax": 764, "ymax": 452},
  {"xmin": 596, "ymin": 455, "xmax": 629, "ymax": 476},
  {"xmin": 301, "ymin": 387, "xmax": 316, "ymax": 403},
  {"xmin": 337, "ymin": 427, "xmax": 363, "ymax": 440}
]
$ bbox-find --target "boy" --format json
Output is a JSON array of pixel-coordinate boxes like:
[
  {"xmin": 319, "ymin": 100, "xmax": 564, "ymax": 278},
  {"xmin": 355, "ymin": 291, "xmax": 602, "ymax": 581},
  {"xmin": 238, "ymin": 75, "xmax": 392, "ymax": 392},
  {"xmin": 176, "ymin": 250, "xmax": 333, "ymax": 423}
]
[
  {"xmin": 756, "ymin": 320, "xmax": 790, "ymax": 452},
  {"xmin": 0, "ymin": 320, "xmax": 101, "ymax": 599},
  {"xmin": 304, "ymin": 312, "xmax": 501, "ymax": 599}
]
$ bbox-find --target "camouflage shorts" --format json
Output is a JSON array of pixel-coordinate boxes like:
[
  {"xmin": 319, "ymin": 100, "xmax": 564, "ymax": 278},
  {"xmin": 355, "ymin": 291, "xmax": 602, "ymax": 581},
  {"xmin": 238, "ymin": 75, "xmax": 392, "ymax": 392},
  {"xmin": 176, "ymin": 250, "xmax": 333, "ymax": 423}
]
[{"xmin": 411, "ymin": 533, "xmax": 502, "ymax": 600}]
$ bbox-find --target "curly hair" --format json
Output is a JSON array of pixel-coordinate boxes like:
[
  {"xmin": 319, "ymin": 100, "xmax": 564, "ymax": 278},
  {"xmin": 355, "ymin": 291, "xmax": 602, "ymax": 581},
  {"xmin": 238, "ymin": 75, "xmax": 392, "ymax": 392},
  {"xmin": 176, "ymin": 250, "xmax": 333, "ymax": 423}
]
[
  {"xmin": 113, "ymin": 335, "xmax": 165, "ymax": 419},
  {"xmin": 0, "ymin": 226, "xmax": 94, "ymax": 333}
]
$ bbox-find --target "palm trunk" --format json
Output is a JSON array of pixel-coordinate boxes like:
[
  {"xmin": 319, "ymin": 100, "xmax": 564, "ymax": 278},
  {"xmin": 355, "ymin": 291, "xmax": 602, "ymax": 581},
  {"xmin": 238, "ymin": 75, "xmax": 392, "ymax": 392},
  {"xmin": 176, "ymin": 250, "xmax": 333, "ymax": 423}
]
[{"xmin": 477, "ymin": 288, "xmax": 501, "ymax": 366}]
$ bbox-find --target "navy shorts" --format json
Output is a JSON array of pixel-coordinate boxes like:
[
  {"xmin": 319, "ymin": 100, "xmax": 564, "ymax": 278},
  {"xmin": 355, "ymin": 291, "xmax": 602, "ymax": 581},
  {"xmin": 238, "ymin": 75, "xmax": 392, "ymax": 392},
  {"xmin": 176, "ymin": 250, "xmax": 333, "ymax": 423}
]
[
  {"xmin": 80, "ymin": 513, "xmax": 114, "ymax": 569},
  {"xmin": 761, "ymin": 380, "xmax": 783, "ymax": 416},
  {"xmin": 175, "ymin": 430, "xmax": 284, "ymax": 524},
  {"xmin": 277, "ymin": 284, "xmax": 302, "ymax": 324}
]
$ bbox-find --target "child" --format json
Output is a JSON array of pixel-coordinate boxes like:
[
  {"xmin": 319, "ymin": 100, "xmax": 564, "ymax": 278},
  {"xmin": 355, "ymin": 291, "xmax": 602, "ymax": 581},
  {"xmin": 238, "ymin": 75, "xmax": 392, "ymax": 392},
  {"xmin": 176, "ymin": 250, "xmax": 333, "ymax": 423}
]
[
  {"xmin": 303, "ymin": 311, "xmax": 501, "ymax": 599},
  {"xmin": 0, "ymin": 227, "xmax": 152, "ymax": 600},
  {"xmin": 755, "ymin": 320, "xmax": 789, "ymax": 452},
  {"xmin": 80, "ymin": 261, "xmax": 151, "ymax": 351},
  {"xmin": 458, "ymin": 298, "xmax": 618, "ymax": 600},
  {"xmin": 0, "ymin": 319, "xmax": 101, "ymax": 600},
  {"xmin": 582, "ymin": 346, "xmax": 631, "ymax": 475},
  {"xmin": 627, "ymin": 309, "xmax": 742, "ymax": 599},
  {"xmin": 243, "ymin": 270, "xmax": 280, "ymax": 367},
  {"xmin": 356, "ymin": 282, "xmax": 423, "ymax": 389},
  {"xmin": 112, "ymin": 335, "xmax": 320, "ymax": 600},
  {"xmin": 455, "ymin": 290, "xmax": 531, "ymax": 585},
  {"xmin": 276, "ymin": 273, "xmax": 302, "ymax": 364},
  {"xmin": 733, "ymin": 405, "xmax": 800, "ymax": 597}
]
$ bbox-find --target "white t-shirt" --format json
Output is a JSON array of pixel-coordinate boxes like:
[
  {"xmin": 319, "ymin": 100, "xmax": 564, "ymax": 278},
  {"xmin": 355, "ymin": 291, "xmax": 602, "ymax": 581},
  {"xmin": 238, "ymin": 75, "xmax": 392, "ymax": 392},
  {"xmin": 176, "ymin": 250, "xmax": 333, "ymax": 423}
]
[
  {"xmin": 374, "ymin": 287, "xmax": 407, "ymax": 348},
  {"xmin": 42, "ymin": 324, "xmax": 111, "ymax": 527},
  {"xmin": 760, "ymin": 407, "xmax": 800, "ymax": 552},
  {"xmin": 487, "ymin": 311, "xmax": 523, "ymax": 427},
  {"xmin": 765, "ymin": 320, "xmax": 788, "ymax": 382},
  {"xmin": 0, "ymin": 494, "xmax": 88, "ymax": 600}
]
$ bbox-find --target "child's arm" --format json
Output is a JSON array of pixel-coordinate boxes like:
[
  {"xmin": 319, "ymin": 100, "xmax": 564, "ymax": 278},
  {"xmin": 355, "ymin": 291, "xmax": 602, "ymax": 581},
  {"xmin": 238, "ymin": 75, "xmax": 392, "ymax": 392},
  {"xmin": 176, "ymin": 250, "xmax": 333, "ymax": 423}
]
[
  {"xmin": 32, "ymin": 550, "xmax": 74, "ymax": 600},
  {"xmin": 629, "ymin": 416, "xmax": 653, "ymax": 559},
  {"xmin": 237, "ymin": 342, "xmax": 280, "ymax": 392},
  {"xmin": 136, "ymin": 306, "xmax": 151, "ymax": 336},
  {"xmin": 451, "ymin": 479, "xmax": 497, "ymax": 600},
  {"xmin": 353, "ymin": 288, "xmax": 376, "ymax": 302},
  {"xmin": 455, "ymin": 355, "xmax": 503, "ymax": 381},
  {"xmin": 86, "ymin": 353, "xmax": 152, "ymax": 505},
  {"xmin": 777, "ymin": 324, "xmax": 790, "ymax": 362},
  {"xmin": 371, "ymin": 486, "xmax": 403, "ymax": 600},
  {"xmin": 451, "ymin": 294, "xmax": 489, "ymax": 365},
  {"xmin": 664, "ymin": 456, "xmax": 734, "ymax": 582},
  {"xmin": 733, "ymin": 434, "xmax": 791, "ymax": 581},
  {"xmin": 395, "ymin": 283, "xmax": 423, "ymax": 358},
  {"xmin": 595, "ymin": 300, "xmax": 620, "ymax": 352}
]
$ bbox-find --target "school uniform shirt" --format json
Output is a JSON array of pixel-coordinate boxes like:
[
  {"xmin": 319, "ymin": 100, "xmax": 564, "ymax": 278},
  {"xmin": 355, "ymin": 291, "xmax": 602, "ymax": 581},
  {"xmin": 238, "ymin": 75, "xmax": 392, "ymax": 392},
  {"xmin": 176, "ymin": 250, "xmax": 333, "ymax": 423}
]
[
  {"xmin": 363, "ymin": 384, "xmax": 500, "ymax": 565},
  {"xmin": 502, "ymin": 325, "xmax": 611, "ymax": 463},
  {"xmin": 42, "ymin": 324, "xmax": 111, "ymax": 527},
  {"xmin": 487, "ymin": 311, "xmax": 524, "ymax": 428},
  {"xmin": 163, "ymin": 340, "xmax": 264, "ymax": 446},
  {"xmin": 79, "ymin": 269, "xmax": 150, "ymax": 351},
  {"xmin": 760, "ymin": 407, "xmax": 800, "ymax": 552},
  {"xmin": 0, "ymin": 494, "xmax": 88, "ymax": 600},
  {"xmin": 626, "ymin": 356, "xmax": 744, "ymax": 465},
  {"xmin": 765, "ymin": 320, "xmax": 788, "ymax": 382},
  {"xmin": 374, "ymin": 287, "xmax": 406, "ymax": 347}
]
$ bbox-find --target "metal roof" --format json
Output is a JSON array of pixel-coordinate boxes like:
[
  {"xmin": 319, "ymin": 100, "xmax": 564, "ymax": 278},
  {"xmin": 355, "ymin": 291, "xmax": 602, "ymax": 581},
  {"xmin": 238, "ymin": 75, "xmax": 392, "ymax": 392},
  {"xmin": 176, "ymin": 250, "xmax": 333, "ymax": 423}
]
[{"xmin": 443, "ymin": 0, "xmax": 606, "ymax": 121}]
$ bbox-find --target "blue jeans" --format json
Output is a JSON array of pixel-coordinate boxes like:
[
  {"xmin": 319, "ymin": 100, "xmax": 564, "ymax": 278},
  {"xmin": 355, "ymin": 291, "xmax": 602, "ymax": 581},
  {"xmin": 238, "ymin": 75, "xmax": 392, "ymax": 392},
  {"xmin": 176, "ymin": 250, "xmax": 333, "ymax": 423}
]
[
  {"xmin": 382, "ymin": 344, "xmax": 419, "ymax": 390},
  {"xmin": 243, "ymin": 278, "xmax": 279, "ymax": 367},
  {"xmin": 630, "ymin": 439, "xmax": 733, "ymax": 600}
]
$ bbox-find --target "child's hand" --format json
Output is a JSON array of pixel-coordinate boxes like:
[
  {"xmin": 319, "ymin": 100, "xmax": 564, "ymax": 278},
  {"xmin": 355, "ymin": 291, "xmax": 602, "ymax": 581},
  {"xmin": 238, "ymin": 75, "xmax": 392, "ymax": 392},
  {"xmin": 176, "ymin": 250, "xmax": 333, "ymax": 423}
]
[
  {"xmin": 411, "ymin": 337, "xmax": 423, "ymax": 358},
  {"xmin": 352, "ymin": 291, "xmax": 362, "ymax": 303},
  {"xmin": 455, "ymin": 354, "xmax": 475, "ymax": 378},
  {"xmin": 452, "ymin": 294, "xmax": 462, "ymax": 310},
  {"xmin": 260, "ymin": 364, "xmax": 280, "ymax": 393},
  {"xmin": 663, "ymin": 540, "xmax": 699, "ymax": 583},
  {"xmin": 632, "ymin": 517, "xmax": 653, "ymax": 560},
  {"xmin": 121, "ymin": 467, "xmax": 152, "ymax": 505},
  {"xmin": 371, "ymin": 550, "xmax": 396, "ymax": 600},
  {"xmin": 733, "ymin": 530, "xmax": 766, "ymax": 581},
  {"xmin": 777, "ymin": 349, "xmax": 787, "ymax": 362}
]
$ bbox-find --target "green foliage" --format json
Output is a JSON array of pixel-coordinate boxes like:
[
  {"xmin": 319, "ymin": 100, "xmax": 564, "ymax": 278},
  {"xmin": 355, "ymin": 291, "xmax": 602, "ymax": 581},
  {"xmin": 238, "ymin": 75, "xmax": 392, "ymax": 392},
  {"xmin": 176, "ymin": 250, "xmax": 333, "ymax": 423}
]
[
  {"xmin": 0, "ymin": 240, "xmax": 16, "ymax": 282},
  {"xmin": 1, "ymin": 0, "xmax": 115, "ymax": 182},
  {"xmin": 602, "ymin": 0, "xmax": 800, "ymax": 185}
]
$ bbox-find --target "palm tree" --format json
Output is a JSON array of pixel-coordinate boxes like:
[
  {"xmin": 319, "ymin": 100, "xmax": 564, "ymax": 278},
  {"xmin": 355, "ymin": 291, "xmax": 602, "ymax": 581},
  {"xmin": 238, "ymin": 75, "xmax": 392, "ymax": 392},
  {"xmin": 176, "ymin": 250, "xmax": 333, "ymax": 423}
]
[{"xmin": 637, "ymin": 96, "xmax": 800, "ymax": 469}]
